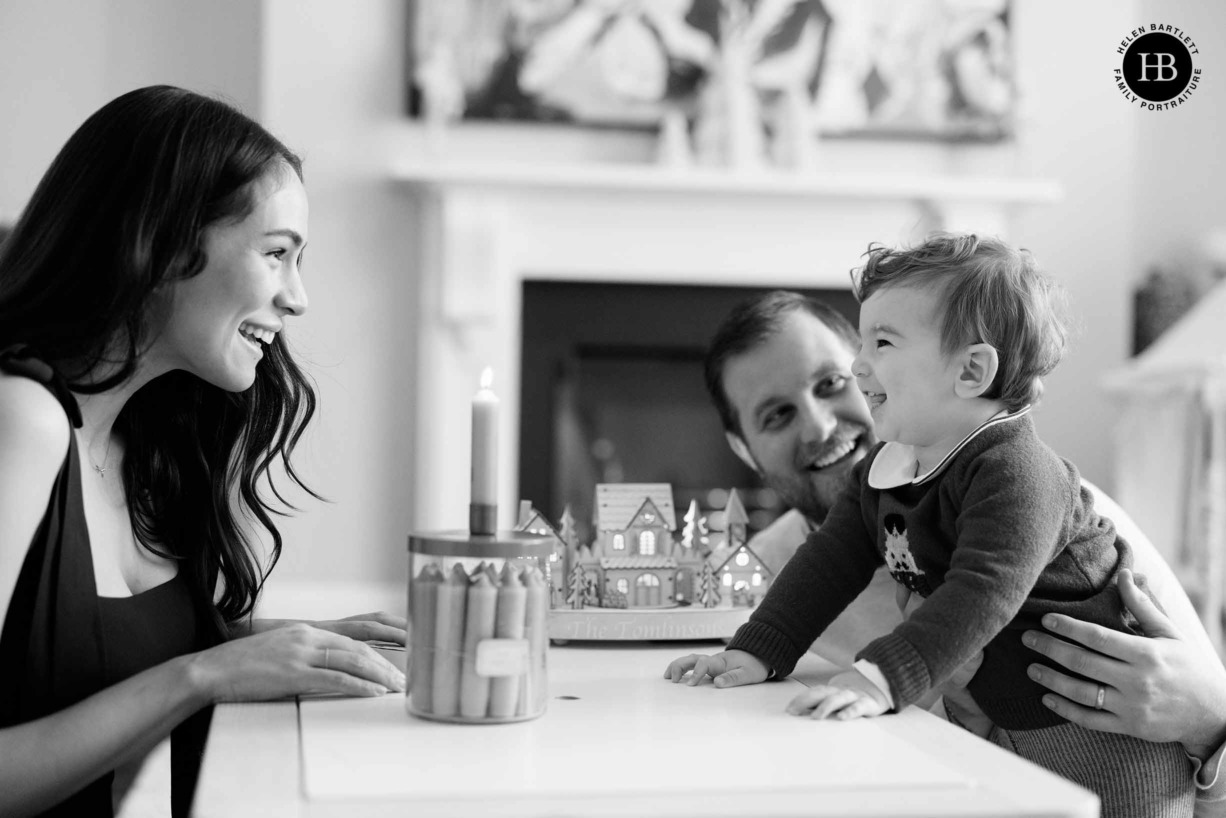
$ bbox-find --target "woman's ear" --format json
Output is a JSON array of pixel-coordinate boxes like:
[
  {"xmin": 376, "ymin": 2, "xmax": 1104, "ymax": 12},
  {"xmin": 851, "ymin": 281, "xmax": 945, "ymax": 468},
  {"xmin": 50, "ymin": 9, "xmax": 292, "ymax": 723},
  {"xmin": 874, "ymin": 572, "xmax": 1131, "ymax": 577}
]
[{"xmin": 954, "ymin": 343, "xmax": 1000, "ymax": 399}]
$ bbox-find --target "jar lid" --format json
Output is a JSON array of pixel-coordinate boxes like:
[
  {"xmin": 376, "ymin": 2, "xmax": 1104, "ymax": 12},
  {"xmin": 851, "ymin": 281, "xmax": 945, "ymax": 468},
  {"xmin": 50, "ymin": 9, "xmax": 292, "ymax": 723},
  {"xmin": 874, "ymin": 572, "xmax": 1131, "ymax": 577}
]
[{"xmin": 407, "ymin": 529, "xmax": 555, "ymax": 557}]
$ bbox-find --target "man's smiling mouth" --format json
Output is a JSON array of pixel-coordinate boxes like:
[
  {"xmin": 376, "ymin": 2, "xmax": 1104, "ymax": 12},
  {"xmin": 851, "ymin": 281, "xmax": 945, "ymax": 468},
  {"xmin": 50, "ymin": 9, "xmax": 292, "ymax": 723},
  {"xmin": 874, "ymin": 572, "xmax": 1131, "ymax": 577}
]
[{"xmin": 806, "ymin": 435, "xmax": 863, "ymax": 471}]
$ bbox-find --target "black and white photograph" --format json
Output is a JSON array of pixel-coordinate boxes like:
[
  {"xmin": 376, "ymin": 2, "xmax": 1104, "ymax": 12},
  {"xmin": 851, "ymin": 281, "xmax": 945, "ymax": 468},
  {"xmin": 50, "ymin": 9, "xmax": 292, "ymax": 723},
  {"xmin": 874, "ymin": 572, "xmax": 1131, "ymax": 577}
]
[{"xmin": 0, "ymin": 1, "xmax": 1223, "ymax": 816}]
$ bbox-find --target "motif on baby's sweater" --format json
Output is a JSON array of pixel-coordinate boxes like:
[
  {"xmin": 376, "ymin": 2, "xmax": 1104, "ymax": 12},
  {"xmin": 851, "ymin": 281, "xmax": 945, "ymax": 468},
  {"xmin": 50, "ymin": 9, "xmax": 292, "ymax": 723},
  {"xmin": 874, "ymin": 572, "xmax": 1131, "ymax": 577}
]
[{"xmin": 882, "ymin": 514, "xmax": 932, "ymax": 596}]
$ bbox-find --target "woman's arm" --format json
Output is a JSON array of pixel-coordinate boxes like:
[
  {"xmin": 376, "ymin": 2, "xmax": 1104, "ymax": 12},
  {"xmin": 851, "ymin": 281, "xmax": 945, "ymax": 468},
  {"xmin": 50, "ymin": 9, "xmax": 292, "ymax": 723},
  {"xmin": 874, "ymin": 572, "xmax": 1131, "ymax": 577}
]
[{"xmin": 0, "ymin": 623, "xmax": 404, "ymax": 816}]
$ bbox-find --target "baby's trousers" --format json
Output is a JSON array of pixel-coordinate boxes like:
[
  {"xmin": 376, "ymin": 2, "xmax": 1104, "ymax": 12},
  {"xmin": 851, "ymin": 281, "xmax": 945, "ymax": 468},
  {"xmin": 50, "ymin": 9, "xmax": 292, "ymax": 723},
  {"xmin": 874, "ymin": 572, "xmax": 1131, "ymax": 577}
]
[{"xmin": 994, "ymin": 722, "xmax": 1194, "ymax": 818}]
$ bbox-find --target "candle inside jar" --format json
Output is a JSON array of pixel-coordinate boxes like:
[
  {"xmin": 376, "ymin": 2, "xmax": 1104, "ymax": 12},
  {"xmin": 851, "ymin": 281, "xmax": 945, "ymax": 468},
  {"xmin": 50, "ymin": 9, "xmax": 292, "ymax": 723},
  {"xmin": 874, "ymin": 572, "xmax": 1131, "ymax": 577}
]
[{"xmin": 471, "ymin": 367, "xmax": 499, "ymax": 511}]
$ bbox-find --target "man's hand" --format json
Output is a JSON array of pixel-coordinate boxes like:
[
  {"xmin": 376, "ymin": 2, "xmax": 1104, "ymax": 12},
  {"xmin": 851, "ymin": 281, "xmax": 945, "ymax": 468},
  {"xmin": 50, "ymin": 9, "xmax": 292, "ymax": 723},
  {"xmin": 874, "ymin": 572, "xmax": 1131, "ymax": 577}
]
[
  {"xmin": 1024, "ymin": 568, "xmax": 1226, "ymax": 760},
  {"xmin": 786, "ymin": 669, "xmax": 890, "ymax": 720},
  {"xmin": 664, "ymin": 649, "xmax": 769, "ymax": 688}
]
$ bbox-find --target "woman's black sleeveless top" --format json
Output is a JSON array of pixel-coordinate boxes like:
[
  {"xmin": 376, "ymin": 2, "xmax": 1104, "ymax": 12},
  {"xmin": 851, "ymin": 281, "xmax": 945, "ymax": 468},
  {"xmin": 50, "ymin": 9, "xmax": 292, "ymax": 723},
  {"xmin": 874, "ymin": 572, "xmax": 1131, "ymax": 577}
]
[{"xmin": 0, "ymin": 348, "xmax": 215, "ymax": 817}]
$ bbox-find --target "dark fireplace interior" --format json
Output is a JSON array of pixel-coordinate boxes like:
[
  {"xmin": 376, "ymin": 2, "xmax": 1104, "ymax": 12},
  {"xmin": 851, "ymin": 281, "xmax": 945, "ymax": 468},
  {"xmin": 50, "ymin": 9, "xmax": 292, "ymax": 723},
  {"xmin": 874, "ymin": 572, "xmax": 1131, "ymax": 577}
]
[{"xmin": 519, "ymin": 281, "xmax": 860, "ymax": 546}]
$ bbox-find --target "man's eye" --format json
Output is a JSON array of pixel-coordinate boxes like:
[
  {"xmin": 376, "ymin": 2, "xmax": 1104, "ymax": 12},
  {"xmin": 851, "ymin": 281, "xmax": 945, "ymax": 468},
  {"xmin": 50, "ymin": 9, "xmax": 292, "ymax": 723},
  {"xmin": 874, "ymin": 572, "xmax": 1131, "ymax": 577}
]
[
  {"xmin": 761, "ymin": 407, "xmax": 792, "ymax": 430},
  {"xmin": 816, "ymin": 375, "xmax": 848, "ymax": 396}
]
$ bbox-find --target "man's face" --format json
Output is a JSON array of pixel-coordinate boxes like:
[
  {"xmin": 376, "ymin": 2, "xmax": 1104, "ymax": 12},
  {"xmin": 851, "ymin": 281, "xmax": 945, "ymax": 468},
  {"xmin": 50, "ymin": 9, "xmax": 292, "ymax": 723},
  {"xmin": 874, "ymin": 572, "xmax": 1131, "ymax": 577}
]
[{"xmin": 722, "ymin": 310, "xmax": 876, "ymax": 522}]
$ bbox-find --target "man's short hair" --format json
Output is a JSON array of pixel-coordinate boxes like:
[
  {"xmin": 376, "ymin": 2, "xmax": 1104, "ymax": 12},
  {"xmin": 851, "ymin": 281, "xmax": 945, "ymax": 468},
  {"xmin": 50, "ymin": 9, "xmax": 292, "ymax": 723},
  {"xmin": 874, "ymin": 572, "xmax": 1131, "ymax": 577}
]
[
  {"xmin": 851, "ymin": 233, "xmax": 1069, "ymax": 411},
  {"xmin": 704, "ymin": 290, "xmax": 859, "ymax": 437}
]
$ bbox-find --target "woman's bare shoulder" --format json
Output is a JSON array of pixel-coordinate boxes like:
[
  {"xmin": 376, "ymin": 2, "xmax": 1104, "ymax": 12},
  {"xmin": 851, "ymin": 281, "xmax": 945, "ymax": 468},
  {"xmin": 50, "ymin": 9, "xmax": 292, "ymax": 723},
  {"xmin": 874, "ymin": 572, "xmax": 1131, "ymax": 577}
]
[{"xmin": 0, "ymin": 372, "xmax": 71, "ymax": 476}]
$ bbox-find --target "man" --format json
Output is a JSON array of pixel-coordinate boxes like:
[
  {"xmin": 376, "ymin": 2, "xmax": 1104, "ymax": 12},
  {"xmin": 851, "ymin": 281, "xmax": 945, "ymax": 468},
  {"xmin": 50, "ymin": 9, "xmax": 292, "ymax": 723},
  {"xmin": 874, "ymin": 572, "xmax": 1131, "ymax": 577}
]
[{"xmin": 703, "ymin": 290, "xmax": 1226, "ymax": 813}]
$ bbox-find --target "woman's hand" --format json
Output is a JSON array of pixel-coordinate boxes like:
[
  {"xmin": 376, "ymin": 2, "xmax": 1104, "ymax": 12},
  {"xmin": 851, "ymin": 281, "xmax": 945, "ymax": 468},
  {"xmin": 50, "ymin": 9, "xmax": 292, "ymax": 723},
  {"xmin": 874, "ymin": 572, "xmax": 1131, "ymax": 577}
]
[
  {"xmin": 1023, "ymin": 568, "xmax": 1226, "ymax": 760},
  {"xmin": 242, "ymin": 611, "xmax": 407, "ymax": 646},
  {"xmin": 191, "ymin": 623, "xmax": 406, "ymax": 703},
  {"xmin": 310, "ymin": 611, "xmax": 407, "ymax": 645},
  {"xmin": 664, "ymin": 649, "xmax": 769, "ymax": 688},
  {"xmin": 786, "ymin": 669, "xmax": 890, "ymax": 721}
]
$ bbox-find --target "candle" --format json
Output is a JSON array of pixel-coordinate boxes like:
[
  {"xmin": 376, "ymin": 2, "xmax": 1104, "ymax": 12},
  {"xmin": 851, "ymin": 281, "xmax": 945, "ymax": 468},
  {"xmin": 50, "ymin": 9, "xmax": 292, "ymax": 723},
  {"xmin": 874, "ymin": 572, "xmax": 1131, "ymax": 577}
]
[
  {"xmin": 432, "ymin": 563, "xmax": 469, "ymax": 717},
  {"xmin": 459, "ymin": 570, "xmax": 498, "ymax": 718},
  {"xmin": 408, "ymin": 563, "xmax": 443, "ymax": 716},
  {"xmin": 470, "ymin": 367, "xmax": 499, "ymax": 535},
  {"xmin": 487, "ymin": 564, "xmax": 527, "ymax": 718},
  {"xmin": 519, "ymin": 566, "xmax": 549, "ymax": 717}
]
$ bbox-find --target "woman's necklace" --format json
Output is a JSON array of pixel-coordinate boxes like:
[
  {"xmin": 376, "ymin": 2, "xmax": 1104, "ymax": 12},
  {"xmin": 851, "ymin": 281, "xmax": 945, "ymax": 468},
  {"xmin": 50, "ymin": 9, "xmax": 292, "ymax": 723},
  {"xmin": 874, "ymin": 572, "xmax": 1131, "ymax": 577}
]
[{"xmin": 88, "ymin": 434, "xmax": 114, "ymax": 478}]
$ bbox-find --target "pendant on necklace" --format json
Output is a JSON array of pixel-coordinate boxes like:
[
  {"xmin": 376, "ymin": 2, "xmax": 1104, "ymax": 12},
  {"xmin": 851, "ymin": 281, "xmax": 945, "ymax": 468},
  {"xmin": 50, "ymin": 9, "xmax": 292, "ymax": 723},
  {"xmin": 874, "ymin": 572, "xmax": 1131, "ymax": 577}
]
[{"xmin": 93, "ymin": 463, "xmax": 108, "ymax": 478}]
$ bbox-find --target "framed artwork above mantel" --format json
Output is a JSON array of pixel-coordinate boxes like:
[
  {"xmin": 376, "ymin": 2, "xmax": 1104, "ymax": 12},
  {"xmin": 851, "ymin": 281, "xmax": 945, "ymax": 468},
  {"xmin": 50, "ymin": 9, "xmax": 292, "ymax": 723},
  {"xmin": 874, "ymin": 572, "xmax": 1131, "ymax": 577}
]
[{"xmin": 404, "ymin": 0, "xmax": 1016, "ymax": 143}]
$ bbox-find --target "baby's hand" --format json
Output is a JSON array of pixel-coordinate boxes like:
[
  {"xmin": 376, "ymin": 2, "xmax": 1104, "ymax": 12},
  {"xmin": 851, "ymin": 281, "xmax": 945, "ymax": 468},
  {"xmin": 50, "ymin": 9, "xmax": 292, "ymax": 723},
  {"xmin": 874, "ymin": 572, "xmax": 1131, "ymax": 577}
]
[
  {"xmin": 786, "ymin": 669, "xmax": 890, "ymax": 720},
  {"xmin": 663, "ymin": 649, "xmax": 769, "ymax": 688}
]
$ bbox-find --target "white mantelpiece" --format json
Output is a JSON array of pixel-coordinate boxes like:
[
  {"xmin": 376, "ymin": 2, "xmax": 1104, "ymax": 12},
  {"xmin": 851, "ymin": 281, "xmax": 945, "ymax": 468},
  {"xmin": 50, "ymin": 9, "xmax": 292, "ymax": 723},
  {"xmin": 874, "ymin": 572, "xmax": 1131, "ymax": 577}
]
[{"xmin": 395, "ymin": 160, "xmax": 1061, "ymax": 530}]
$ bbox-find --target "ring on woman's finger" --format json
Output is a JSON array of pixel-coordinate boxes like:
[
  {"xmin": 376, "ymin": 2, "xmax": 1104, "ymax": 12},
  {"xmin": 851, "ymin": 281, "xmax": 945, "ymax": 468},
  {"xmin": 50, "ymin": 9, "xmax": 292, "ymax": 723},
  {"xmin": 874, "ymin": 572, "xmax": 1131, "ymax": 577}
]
[
  {"xmin": 324, "ymin": 648, "xmax": 330, "ymax": 671},
  {"xmin": 1094, "ymin": 684, "xmax": 1106, "ymax": 710}
]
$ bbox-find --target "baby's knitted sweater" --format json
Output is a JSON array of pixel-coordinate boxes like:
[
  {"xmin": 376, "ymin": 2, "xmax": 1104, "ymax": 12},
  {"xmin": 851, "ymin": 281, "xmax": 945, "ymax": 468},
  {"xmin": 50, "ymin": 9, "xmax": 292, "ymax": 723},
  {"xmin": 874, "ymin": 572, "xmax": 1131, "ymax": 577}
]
[{"xmin": 728, "ymin": 411, "xmax": 1139, "ymax": 730}]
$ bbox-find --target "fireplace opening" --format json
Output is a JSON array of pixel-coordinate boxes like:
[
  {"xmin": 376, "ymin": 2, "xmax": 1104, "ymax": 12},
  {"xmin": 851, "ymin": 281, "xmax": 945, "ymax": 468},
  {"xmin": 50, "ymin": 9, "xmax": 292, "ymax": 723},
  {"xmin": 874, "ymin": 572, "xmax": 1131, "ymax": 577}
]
[{"xmin": 519, "ymin": 281, "xmax": 860, "ymax": 545}]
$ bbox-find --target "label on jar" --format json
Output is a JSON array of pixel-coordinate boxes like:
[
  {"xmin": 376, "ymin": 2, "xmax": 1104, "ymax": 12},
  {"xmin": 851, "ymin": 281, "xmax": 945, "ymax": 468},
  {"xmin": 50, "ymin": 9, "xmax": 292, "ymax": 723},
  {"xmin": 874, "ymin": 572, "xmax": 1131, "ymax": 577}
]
[{"xmin": 475, "ymin": 638, "xmax": 530, "ymax": 677}]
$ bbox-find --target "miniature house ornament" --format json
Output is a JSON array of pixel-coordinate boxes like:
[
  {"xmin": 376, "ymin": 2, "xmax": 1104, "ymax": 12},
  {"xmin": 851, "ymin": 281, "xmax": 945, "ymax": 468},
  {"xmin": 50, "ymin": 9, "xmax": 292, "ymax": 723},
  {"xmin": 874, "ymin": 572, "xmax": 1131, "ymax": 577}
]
[{"xmin": 518, "ymin": 484, "xmax": 776, "ymax": 641}]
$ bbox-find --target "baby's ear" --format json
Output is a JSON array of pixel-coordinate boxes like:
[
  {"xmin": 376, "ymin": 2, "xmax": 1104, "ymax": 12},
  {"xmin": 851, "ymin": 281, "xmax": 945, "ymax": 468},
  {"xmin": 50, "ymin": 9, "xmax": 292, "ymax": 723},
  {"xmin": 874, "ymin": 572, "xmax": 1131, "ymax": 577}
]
[{"xmin": 954, "ymin": 343, "xmax": 999, "ymax": 399}]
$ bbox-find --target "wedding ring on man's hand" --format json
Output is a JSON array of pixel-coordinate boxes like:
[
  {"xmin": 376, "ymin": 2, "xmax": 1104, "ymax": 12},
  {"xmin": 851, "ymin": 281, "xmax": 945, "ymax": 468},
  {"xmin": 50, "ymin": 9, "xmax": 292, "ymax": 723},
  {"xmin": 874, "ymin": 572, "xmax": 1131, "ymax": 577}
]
[
  {"xmin": 324, "ymin": 648, "xmax": 330, "ymax": 671},
  {"xmin": 1094, "ymin": 684, "xmax": 1106, "ymax": 710}
]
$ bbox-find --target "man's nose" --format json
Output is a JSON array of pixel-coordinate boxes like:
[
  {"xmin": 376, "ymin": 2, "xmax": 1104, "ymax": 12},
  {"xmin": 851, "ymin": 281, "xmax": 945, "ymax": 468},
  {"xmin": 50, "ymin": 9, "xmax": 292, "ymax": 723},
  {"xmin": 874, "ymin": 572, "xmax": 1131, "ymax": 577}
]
[{"xmin": 798, "ymin": 396, "xmax": 838, "ymax": 443}]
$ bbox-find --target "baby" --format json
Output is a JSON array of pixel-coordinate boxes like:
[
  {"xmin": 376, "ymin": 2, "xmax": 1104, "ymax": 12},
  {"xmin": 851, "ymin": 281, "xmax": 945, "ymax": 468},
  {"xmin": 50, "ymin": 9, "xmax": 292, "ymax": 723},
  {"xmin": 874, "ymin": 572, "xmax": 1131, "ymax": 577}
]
[{"xmin": 667, "ymin": 234, "xmax": 1193, "ymax": 818}]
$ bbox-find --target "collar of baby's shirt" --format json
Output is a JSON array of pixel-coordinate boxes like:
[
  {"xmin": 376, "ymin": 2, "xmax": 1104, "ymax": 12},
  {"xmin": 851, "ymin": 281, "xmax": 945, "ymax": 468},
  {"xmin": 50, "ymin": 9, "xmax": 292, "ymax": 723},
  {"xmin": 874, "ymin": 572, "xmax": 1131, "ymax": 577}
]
[{"xmin": 867, "ymin": 406, "xmax": 1031, "ymax": 489}]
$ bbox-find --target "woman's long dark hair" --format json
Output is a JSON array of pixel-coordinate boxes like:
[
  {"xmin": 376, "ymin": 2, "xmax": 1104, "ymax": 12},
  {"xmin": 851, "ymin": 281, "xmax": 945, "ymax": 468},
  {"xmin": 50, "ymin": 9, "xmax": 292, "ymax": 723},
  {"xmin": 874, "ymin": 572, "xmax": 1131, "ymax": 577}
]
[{"xmin": 0, "ymin": 85, "xmax": 318, "ymax": 635}]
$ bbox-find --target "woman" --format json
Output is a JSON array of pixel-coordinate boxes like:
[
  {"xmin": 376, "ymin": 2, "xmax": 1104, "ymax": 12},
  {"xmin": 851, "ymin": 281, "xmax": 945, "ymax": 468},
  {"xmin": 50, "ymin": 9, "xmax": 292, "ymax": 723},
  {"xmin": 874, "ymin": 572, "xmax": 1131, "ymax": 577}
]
[{"xmin": 0, "ymin": 86, "xmax": 406, "ymax": 817}]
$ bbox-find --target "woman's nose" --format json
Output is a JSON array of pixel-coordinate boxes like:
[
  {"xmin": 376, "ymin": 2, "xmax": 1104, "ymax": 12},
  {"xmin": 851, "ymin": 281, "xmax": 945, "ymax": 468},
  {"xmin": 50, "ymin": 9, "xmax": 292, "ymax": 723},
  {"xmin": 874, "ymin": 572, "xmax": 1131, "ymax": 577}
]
[{"xmin": 276, "ymin": 268, "xmax": 308, "ymax": 317}]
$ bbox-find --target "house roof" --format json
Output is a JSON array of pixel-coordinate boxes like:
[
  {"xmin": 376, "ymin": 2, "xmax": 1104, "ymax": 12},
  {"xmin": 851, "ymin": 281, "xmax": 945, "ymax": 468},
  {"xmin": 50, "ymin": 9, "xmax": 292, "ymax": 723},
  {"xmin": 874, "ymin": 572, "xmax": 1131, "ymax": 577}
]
[
  {"xmin": 711, "ymin": 542, "xmax": 773, "ymax": 576},
  {"xmin": 600, "ymin": 556, "xmax": 679, "ymax": 570},
  {"xmin": 514, "ymin": 503, "xmax": 561, "ymax": 540},
  {"xmin": 594, "ymin": 483, "xmax": 677, "ymax": 531}
]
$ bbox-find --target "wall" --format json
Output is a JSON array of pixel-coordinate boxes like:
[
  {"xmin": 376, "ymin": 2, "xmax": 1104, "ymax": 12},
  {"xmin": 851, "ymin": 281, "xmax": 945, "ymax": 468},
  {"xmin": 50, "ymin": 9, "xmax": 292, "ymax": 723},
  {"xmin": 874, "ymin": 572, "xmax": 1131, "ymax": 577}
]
[{"xmin": 3, "ymin": 0, "xmax": 1222, "ymax": 610}]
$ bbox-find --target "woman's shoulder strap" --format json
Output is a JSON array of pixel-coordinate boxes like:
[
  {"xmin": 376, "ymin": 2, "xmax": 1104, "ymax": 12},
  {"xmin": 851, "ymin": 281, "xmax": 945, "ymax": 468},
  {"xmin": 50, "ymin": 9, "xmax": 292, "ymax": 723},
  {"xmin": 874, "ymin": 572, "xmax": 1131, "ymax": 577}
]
[{"xmin": 0, "ymin": 345, "xmax": 83, "ymax": 428}]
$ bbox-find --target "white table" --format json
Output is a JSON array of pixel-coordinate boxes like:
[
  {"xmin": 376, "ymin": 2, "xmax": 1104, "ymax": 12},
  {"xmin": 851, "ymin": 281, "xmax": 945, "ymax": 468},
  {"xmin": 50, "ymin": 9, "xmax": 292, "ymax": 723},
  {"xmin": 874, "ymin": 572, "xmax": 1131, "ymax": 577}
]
[{"xmin": 193, "ymin": 643, "xmax": 1098, "ymax": 817}]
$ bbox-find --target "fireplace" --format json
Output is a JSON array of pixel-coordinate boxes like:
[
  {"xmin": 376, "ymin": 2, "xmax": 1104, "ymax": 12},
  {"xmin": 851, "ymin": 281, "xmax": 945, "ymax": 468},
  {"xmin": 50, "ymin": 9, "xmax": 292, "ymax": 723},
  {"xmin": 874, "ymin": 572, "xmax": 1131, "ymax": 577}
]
[
  {"xmin": 519, "ymin": 280, "xmax": 860, "ymax": 543},
  {"xmin": 395, "ymin": 160, "xmax": 1059, "ymax": 532}
]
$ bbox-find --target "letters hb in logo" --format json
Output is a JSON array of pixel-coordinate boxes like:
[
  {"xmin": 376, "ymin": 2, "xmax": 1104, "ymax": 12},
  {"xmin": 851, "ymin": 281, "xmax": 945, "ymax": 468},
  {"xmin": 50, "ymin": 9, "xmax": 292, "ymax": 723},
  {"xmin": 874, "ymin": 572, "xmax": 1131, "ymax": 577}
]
[{"xmin": 1123, "ymin": 33, "xmax": 1192, "ymax": 101}]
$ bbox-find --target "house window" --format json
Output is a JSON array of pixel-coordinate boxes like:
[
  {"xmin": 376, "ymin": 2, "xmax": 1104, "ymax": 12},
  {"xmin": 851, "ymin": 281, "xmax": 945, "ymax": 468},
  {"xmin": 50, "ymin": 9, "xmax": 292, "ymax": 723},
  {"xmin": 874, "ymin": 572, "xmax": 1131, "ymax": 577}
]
[
  {"xmin": 735, "ymin": 551, "xmax": 749, "ymax": 567},
  {"xmin": 613, "ymin": 534, "xmax": 625, "ymax": 550},
  {"xmin": 751, "ymin": 572, "xmax": 762, "ymax": 586},
  {"xmin": 722, "ymin": 571, "xmax": 732, "ymax": 587},
  {"xmin": 617, "ymin": 578, "xmax": 629, "ymax": 594},
  {"xmin": 734, "ymin": 580, "xmax": 749, "ymax": 592},
  {"xmin": 639, "ymin": 531, "xmax": 656, "ymax": 555},
  {"xmin": 635, "ymin": 573, "xmax": 662, "ymax": 607},
  {"xmin": 637, "ymin": 574, "xmax": 661, "ymax": 588}
]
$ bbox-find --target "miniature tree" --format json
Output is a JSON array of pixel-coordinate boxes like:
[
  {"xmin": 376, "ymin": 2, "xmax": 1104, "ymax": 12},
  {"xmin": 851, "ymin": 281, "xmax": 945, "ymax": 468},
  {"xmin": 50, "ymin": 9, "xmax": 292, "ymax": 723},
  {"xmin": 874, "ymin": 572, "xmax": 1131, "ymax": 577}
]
[
  {"xmin": 698, "ymin": 562, "xmax": 721, "ymax": 608},
  {"xmin": 681, "ymin": 499, "xmax": 700, "ymax": 551},
  {"xmin": 724, "ymin": 488, "xmax": 749, "ymax": 552},
  {"xmin": 566, "ymin": 564, "xmax": 587, "ymax": 609},
  {"xmin": 559, "ymin": 505, "xmax": 577, "ymax": 577}
]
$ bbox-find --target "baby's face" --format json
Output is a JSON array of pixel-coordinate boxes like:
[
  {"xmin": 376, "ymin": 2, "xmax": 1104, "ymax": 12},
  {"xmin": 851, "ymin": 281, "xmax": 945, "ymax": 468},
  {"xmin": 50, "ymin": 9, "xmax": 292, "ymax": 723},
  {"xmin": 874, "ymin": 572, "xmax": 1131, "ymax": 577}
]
[{"xmin": 852, "ymin": 284, "xmax": 963, "ymax": 454}]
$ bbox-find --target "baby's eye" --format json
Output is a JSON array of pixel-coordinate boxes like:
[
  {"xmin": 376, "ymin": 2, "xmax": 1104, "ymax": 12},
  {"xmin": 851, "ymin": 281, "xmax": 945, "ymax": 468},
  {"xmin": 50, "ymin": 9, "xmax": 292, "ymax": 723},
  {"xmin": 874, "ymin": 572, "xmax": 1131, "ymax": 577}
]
[
  {"xmin": 267, "ymin": 248, "xmax": 287, "ymax": 260},
  {"xmin": 875, "ymin": 339, "xmax": 892, "ymax": 349}
]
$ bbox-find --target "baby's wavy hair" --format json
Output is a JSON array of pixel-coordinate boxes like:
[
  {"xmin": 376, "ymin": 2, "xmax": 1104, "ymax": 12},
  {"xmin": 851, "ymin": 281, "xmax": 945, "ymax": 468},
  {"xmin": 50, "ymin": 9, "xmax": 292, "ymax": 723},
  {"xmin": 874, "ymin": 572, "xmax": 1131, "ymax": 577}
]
[{"xmin": 850, "ymin": 233, "xmax": 1069, "ymax": 411}]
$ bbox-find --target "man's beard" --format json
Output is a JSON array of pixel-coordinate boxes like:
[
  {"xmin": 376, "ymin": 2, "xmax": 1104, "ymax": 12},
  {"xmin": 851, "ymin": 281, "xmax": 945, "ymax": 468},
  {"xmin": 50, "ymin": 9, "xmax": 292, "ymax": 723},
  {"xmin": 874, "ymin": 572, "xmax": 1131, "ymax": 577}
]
[{"xmin": 760, "ymin": 466, "xmax": 847, "ymax": 525}]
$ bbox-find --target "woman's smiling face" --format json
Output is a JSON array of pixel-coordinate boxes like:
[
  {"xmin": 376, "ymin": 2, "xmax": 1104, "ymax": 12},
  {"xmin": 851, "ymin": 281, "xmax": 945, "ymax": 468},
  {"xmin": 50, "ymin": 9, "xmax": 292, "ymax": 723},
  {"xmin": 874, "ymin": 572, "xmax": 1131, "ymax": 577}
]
[{"xmin": 148, "ymin": 165, "xmax": 309, "ymax": 391}]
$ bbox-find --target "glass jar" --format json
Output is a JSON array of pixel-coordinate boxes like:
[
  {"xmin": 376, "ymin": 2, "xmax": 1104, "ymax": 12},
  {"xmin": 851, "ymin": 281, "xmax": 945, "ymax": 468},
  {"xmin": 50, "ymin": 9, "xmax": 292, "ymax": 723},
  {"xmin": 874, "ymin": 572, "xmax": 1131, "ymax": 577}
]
[{"xmin": 406, "ymin": 530, "xmax": 553, "ymax": 723}]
